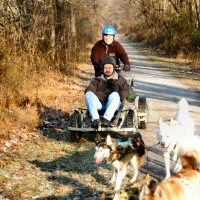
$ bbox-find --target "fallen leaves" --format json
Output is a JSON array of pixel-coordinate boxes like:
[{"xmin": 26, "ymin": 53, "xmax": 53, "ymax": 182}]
[{"xmin": 0, "ymin": 64, "xmax": 111, "ymax": 199}]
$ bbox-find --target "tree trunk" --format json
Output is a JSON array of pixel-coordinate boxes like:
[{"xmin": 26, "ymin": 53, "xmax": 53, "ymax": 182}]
[
  {"xmin": 70, "ymin": 4, "xmax": 76, "ymax": 38},
  {"xmin": 194, "ymin": 0, "xmax": 200, "ymax": 28},
  {"xmin": 50, "ymin": 0, "xmax": 56, "ymax": 61}
]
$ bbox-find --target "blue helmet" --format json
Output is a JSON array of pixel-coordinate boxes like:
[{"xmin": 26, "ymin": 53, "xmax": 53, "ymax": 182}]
[{"xmin": 102, "ymin": 25, "xmax": 116, "ymax": 36}]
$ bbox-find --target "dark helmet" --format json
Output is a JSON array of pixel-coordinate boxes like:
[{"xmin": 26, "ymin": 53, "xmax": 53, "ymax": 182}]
[
  {"xmin": 102, "ymin": 56, "xmax": 116, "ymax": 70},
  {"xmin": 102, "ymin": 25, "xmax": 116, "ymax": 36}
]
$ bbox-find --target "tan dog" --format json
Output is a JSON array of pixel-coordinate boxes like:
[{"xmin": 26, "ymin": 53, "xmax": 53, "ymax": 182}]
[{"xmin": 139, "ymin": 153, "xmax": 200, "ymax": 200}]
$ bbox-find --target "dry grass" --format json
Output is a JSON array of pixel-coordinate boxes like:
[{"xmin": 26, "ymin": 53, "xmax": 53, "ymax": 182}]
[
  {"xmin": 0, "ymin": 62, "xmax": 95, "ymax": 199},
  {"xmin": 0, "ymin": 21, "xmax": 94, "ymax": 156},
  {"xmin": 0, "ymin": 61, "xmax": 93, "ymax": 151}
]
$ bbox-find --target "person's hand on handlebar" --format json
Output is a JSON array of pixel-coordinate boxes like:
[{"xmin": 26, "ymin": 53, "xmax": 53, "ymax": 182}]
[
  {"xmin": 123, "ymin": 65, "xmax": 131, "ymax": 72},
  {"xmin": 94, "ymin": 63, "xmax": 103, "ymax": 71}
]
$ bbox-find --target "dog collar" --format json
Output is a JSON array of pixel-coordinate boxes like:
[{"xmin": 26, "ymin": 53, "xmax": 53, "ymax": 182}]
[{"xmin": 116, "ymin": 138, "xmax": 131, "ymax": 146}]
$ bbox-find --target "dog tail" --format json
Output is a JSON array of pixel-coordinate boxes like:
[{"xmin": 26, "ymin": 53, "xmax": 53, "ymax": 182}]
[{"xmin": 179, "ymin": 97, "xmax": 189, "ymax": 110}]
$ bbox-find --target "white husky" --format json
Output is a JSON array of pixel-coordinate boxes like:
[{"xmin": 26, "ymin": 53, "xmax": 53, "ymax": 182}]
[{"xmin": 157, "ymin": 98, "xmax": 195, "ymax": 179}]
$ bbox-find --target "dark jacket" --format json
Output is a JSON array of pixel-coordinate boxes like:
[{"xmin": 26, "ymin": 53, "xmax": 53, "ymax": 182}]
[
  {"xmin": 91, "ymin": 40, "xmax": 130, "ymax": 76},
  {"xmin": 85, "ymin": 72, "xmax": 130, "ymax": 103}
]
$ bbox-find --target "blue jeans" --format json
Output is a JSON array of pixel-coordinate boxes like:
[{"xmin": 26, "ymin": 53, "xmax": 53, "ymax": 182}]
[{"xmin": 85, "ymin": 91, "xmax": 121, "ymax": 121}]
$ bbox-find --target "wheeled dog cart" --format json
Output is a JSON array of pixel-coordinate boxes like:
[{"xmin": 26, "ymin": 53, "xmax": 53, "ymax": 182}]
[{"xmin": 67, "ymin": 78, "xmax": 149, "ymax": 142}]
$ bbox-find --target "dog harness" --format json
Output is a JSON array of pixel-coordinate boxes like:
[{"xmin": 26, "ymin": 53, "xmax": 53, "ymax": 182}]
[{"xmin": 116, "ymin": 138, "xmax": 131, "ymax": 146}]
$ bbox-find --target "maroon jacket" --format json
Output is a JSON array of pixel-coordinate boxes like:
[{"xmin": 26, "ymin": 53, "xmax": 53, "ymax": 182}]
[
  {"xmin": 91, "ymin": 40, "xmax": 130, "ymax": 66},
  {"xmin": 85, "ymin": 72, "xmax": 130, "ymax": 103}
]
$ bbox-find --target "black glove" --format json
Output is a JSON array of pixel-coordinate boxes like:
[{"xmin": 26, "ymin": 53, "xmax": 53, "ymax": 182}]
[
  {"xmin": 123, "ymin": 65, "xmax": 130, "ymax": 72},
  {"xmin": 94, "ymin": 64, "xmax": 103, "ymax": 77},
  {"xmin": 106, "ymin": 79, "xmax": 119, "ymax": 93}
]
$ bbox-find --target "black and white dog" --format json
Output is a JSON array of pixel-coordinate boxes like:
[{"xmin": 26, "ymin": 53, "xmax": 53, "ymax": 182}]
[{"xmin": 94, "ymin": 133, "xmax": 146, "ymax": 191}]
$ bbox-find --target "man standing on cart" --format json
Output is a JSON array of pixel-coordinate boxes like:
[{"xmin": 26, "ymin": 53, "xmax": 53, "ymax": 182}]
[
  {"xmin": 91, "ymin": 25, "xmax": 131, "ymax": 77},
  {"xmin": 85, "ymin": 56, "xmax": 130, "ymax": 128}
]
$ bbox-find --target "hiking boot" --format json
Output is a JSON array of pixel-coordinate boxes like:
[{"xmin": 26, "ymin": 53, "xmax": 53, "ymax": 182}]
[
  {"xmin": 101, "ymin": 118, "xmax": 112, "ymax": 127},
  {"xmin": 91, "ymin": 119, "xmax": 100, "ymax": 128}
]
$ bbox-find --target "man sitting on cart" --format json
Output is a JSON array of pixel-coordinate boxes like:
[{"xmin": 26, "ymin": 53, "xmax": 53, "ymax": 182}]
[{"xmin": 85, "ymin": 56, "xmax": 130, "ymax": 128}]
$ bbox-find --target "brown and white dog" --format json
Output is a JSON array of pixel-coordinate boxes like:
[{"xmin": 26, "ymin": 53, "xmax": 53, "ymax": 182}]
[
  {"xmin": 94, "ymin": 132, "xmax": 146, "ymax": 191},
  {"xmin": 139, "ymin": 137, "xmax": 200, "ymax": 200}
]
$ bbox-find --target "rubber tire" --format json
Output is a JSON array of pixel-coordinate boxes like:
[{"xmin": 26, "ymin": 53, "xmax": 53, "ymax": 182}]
[
  {"xmin": 140, "ymin": 122, "xmax": 147, "ymax": 129},
  {"xmin": 136, "ymin": 96, "xmax": 148, "ymax": 129},
  {"xmin": 122, "ymin": 110, "xmax": 138, "ymax": 135},
  {"xmin": 137, "ymin": 96, "xmax": 148, "ymax": 113},
  {"xmin": 68, "ymin": 111, "xmax": 82, "ymax": 142},
  {"xmin": 126, "ymin": 109, "xmax": 137, "ymax": 128}
]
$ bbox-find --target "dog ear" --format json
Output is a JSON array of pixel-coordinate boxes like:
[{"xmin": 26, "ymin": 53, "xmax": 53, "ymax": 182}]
[
  {"xmin": 169, "ymin": 118, "xmax": 176, "ymax": 127},
  {"xmin": 154, "ymin": 186, "xmax": 168, "ymax": 200},
  {"xmin": 106, "ymin": 135, "xmax": 113, "ymax": 145},
  {"xmin": 95, "ymin": 134, "xmax": 101, "ymax": 143},
  {"xmin": 149, "ymin": 179, "xmax": 157, "ymax": 191},
  {"xmin": 181, "ymin": 154, "xmax": 198, "ymax": 170},
  {"xmin": 159, "ymin": 118, "xmax": 163, "ymax": 125}
]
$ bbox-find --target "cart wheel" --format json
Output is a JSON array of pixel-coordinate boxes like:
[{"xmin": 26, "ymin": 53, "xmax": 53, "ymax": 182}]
[
  {"xmin": 140, "ymin": 121, "xmax": 147, "ymax": 129},
  {"xmin": 126, "ymin": 109, "xmax": 134, "ymax": 128},
  {"xmin": 123, "ymin": 109, "xmax": 138, "ymax": 132},
  {"xmin": 135, "ymin": 96, "xmax": 148, "ymax": 112},
  {"xmin": 68, "ymin": 111, "xmax": 82, "ymax": 142},
  {"xmin": 135, "ymin": 96, "xmax": 148, "ymax": 129}
]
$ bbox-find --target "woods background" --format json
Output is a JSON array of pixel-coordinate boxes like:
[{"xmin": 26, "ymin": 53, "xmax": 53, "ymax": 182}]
[{"xmin": 0, "ymin": 0, "xmax": 200, "ymax": 132}]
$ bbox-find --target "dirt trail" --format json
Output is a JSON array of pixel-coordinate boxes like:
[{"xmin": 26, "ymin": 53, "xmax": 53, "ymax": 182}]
[{"xmin": 1, "ymin": 36, "xmax": 200, "ymax": 199}]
